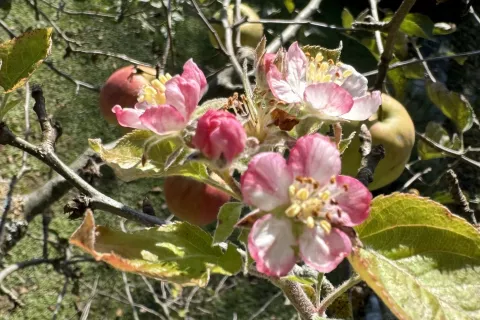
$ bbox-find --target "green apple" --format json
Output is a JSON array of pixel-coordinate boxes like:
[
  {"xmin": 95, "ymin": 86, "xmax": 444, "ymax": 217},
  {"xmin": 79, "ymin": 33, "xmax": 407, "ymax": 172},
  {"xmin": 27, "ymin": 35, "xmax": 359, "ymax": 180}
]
[
  {"xmin": 341, "ymin": 94, "xmax": 415, "ymax": 190},
  {"xmin": 209, "ymin": 4, "xmax": 264, "ymax": 49}
]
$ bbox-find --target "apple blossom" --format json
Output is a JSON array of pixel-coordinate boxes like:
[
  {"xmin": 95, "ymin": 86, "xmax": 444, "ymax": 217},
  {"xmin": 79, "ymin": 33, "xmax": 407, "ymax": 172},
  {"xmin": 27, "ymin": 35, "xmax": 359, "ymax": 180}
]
[
  {"xmin": 192, "ymin": 110, "xmax": 247, "ymax": 165},
  {"xmin": 267, "ymin": 42, "xmax": 381, "ymax": 121},
  {"xmin": 112, "ymin": 59, "xmax": 207, "ymax": 134},
  {"xmin": 241, "ymin": 134, "xmax": 372, "ymax": 276}
]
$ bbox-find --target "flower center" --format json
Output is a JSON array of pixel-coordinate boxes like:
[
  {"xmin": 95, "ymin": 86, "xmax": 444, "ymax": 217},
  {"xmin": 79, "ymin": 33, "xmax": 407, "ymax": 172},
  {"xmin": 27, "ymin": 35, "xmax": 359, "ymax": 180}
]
[
  {"xmin": 285, "ymin": 176, "xmax": 347, "ymax": 233},
  {"xmin": 305, "ymin": 52, "xmax": 352, "ymax": 86},
  {"xmin": 137, "ymin": 73, "xmax": 172, "ymax": 106}
]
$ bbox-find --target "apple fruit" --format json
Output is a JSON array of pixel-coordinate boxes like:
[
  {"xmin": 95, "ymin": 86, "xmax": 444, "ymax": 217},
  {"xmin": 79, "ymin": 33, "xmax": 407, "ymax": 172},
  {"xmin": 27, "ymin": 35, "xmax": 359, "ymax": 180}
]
[
  {"xmin": 340, "ymin": 94, "xmax": 415, "ymax": 190},
  {"xmin": 163, "ymin": 176, "xmax": 231, "ymax": 226},
  {"xmin": 99, "ymin": 65, "xmax": 156, "ymax": 124},
  {"xmin": 209, "ymin": 4, "xmax": 264, "ymax": 49}
]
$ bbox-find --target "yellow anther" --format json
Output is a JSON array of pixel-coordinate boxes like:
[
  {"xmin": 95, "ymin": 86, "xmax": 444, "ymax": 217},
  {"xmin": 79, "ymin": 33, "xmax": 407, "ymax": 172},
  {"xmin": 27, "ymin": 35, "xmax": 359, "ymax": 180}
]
[
  {"xmin": 289, "ymin": 185, "xmax": 297, "ymax": 198},
  {"xmin": 165, "ymin": 73, "xmax": 172, "ymax": 80},
  {"xmin": 314, "ymin": 53, "xmax": 323, "ymax": 63},
  {"xmin": 328, "ymin": 59, "xmax": 335, "ymax": 65},
  {"xmin": 322, "ymin": 74, "xmax": 332, "ymax": 83},
  {"xmin": 306, "ymin": 216, "xmax": 315, "ymax": 228},
  {"xmin": 319, "ymin": 220, "xmax": 332, "ymax": 234},
  {"xmin": 286, "ymin": 204, "xmax": 301, "ymax": 217},
  {"xmin": 137, "ymin": 95, "xmax": 145, "ymax": 103},
  {"xmin": 319, "ymin": 62, "xmax": 329, "ymax": 72},
  {"xmin": 296, "ymin": 188, "xmax": 310, "ymax": 201},
  {"xmin": 321, "ymin": 191, "xmax": 331, "ymax": 201},
  {"xmin": 151, "ymin": 79, "xmax": 166, "ymax": 92},
  {"xmin": 330, "ymin": 176, "xmax": 336, "ymax": 184},
  {"xmin": 144, "ymin": 86, "xmax": 157, "ymax": 95}
]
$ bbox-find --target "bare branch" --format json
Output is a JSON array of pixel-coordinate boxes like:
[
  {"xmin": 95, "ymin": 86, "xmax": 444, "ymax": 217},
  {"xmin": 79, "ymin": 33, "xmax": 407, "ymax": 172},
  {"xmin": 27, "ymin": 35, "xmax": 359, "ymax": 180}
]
[
  {"xmin": 122, "ymin": 272, "xmax": 140, "ymax": 320},
  {"xmin": 266, "ymin": 0, "xmax": 323, "ymax": 53},
  {"xmin": 446, "ymin": 169, "xmax": 478, "ymax": 224},
  {"xmin": 355, "ymin": 125, "xmax": 386, "ymax": 187}
]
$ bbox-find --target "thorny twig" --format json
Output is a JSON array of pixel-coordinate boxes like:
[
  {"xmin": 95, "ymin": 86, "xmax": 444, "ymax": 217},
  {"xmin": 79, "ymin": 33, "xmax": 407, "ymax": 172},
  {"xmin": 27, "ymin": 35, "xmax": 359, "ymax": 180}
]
[{"xmin": 446, "ymin": 170, "xmax": 478, "ymax": 224}]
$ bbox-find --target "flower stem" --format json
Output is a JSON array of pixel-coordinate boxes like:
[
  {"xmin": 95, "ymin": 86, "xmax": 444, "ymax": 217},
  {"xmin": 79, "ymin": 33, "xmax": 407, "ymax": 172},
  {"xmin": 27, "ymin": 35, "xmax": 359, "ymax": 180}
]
[{"xmin": 317, "ymin": 274, "xmax": 361, "ymax": 314}]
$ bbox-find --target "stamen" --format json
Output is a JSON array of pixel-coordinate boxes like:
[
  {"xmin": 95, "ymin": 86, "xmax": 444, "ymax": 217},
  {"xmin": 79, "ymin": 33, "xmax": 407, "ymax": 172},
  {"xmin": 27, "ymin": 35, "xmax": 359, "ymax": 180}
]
[
  {"xmin": 306, "ymin": 216, "xmax": 315, "ymax": 228},
  {"xmin": 343, "ymin": 184, "xmax": 349, "ymax": 192},
  {"xmin": 286, "ymin": 204, "xmax": 301, "ymax": 217},
  {"xmin": 296, "ymin": 188, "xmax": 310, "ymax": 201},
  {"xmin": 320, "ymin": 220, "xmax": 332, "ymax": 234},
  {"xmin": 289, "ymin": 185, "xmax": 297, "ymax": 198}
]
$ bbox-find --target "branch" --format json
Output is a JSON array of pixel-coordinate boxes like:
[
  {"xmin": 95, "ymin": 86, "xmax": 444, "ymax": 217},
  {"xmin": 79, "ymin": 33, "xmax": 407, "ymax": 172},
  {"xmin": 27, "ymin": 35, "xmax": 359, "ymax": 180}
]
[
  {"xmin": 0, "ymin": 88, "xmax": 165, "ymax": 226},
  {"xmin": 415, "ymin": 131, "xmax": 480, "ymax": 169},
  {"xmin": 355, "ymin": 124, "xmax": 386, "ymax": 187},
  {"xmin": 266, "ymin": 0, "xmax": 323, "ymax": 53},
  {"xmin": 373, "ymin": 0, "xmax": 417, "ymax": 91},
  {"xmin": 220, "ymin": 0, "xmax": 244, "ymax": 80},
  {"xmin": 236, "ymin": 19, "xmax": 356, "ymax": 32},
  {"xmin": 446, "ymin": 169, "xmax": 478, "ymax": 224},
  {"xmin": 68, "ymin": 48, "xmax": 153, "ymax": 68},
  {"xmin": 369, "ymin": 0, "xmax": 384, "ymax": 54}
]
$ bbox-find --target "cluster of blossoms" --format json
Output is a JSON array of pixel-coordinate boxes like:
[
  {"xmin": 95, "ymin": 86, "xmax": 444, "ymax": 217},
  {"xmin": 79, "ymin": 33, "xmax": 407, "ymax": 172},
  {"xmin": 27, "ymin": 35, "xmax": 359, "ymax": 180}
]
[{"xmin": 112, "ymin": 41, "xmax": 377, "ymax": 276}]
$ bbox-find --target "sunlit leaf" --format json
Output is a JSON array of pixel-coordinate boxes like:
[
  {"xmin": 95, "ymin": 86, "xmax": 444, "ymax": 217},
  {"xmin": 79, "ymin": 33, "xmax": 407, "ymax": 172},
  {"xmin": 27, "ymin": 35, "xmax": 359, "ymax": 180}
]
[
  {"xmin": 0, "ymin": 94, "xmax": 21, "ymax": 120},
  {"xmin": 397, "ymin": 13, "xmax": 434, "ymax": 39},
  {"xmin": 426, "ymin": 80, "xmax": 474, "ymax": 133},
  {"xmin": 350, "ymin": 193, "xmax": 480, "ymax": 320},
  {"xmin": 302, "ymin": 42, "xmax": 343, "ymax": 63},
  {"xmin": 0, "ymin": 28, "xmax": 52, "ymax": 92},
  {"xmin": 338, "ymin": 131, "xmax": 356, "ymax": 154},
  {"xmin": 212, "ymin": 202, "xmax": 243, "ymax": 245},
  {"xmin": 433, "ymin": 22, "xmax": 457, "ymax": 35},
  {"xmin": 284, "ymin": 0, "xmax": 295, "ymax": 13},
  {"xmin": 70, "ymin": 210, "xmax": 243, "ymax": 287},
  {"xmin": 341, "ymin": 8, "xmax": 354, "ymax": 29},
  {"xmin": 192, "ymin": 98, "xmax": 228, "ymax": 119},
  {"xmin": 417, "ymin": 122, "xmax": 461, "ymax": 160}
]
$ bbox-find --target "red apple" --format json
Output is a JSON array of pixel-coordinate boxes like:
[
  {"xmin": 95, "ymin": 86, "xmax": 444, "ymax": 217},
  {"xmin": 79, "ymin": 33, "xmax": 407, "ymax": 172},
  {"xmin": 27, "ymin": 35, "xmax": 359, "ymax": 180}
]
[
  {"xmin": 163, "ymin": 176, "xmax": 231, "ymax": 226},
  {"xmin": 99, "ymin": 65, "xmax": 156, "ymax": 124}
]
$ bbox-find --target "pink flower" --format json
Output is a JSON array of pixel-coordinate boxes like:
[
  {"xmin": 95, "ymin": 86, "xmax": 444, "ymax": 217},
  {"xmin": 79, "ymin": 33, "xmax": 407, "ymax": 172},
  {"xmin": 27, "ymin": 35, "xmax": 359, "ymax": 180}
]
[
  {"xmin": 112, "ymin": 59, "xmax": 207, "ymax": 134},
  {"xmin": 241, "ymin": 134, "xmax": 372, "ymax": 276},
  {"xmin": 192, "ymin": 110, "xmax": 247, "ymax": 165},
  {"xmin": 255, "ymin": 53, "xmax": 276, "ymax": 91},
  {"xmin": 267, "ymin": 42, "xmax": 381, "ymax": 121}
]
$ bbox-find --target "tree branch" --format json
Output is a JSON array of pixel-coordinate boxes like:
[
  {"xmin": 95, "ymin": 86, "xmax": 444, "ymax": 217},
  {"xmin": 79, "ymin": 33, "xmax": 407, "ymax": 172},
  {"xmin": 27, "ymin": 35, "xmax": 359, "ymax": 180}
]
[
  {"xmin": 446, "ymin": 169, "xmax": 478, "ymax": 224},
  {"xmin": 355, "ymin": 124, "xmax": 385, "ymax": 187},
  {"xmin": 373, "ymin": 0, "xmax": 417, "ymax": 91},
  {"xmin": 266, "ymin": 0, "xmax": 323, "ymax": 53}
]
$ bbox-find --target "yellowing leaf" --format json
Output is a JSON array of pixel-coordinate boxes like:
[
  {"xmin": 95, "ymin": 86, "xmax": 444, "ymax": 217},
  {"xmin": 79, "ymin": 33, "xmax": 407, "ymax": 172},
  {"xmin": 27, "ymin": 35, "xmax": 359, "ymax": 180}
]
[
  {"xmin": 350, "ymin": 193, "xmax": 480, "ymax": 320},
  {"xmin": 0, "ymin": 28, "xmax": 52, "ymax": 92},
  {"xmin": 341, "ymin": 8, "xmax": 354, "ymax": 29},
  {"xmin": 426, "ymin": 80, "xmax": 474, "ymax": 133},
  {"xmin": 70, "ymin": 210, "xmax": 243, "ymax": 287},
  {"xmin": 417, "ymin": 122, "xmax": 461, "ymax": 160}
]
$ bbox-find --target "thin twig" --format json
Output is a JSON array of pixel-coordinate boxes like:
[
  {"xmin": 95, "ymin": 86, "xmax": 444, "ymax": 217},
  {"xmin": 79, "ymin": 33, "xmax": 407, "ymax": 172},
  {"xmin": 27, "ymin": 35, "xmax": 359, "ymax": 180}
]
[
  {"xmin": 363, "ymin": 49, "xmax": 480, "ymax": 77},
  {"xmin": 373, "ymin": 0, "xmax": 417, "ymax": 91},
  {"xmin": 40, "ymin": 0, "xmax": 117, "ymax": 18},
  {"xmin": 69, "ymin": 48, "xmax": 153, "ymax": 67},
  {"xmin": 248, "ymin": 291, "xmax": 282, "ymax": 320},
  {"xmin": 266, "ymin": 0, "xmax": 323, "ymax": 53},
  {"xmin": 412, "ymin": 40, "xmax": 436, "ymax": 82},
  {"xmin": 399, "ymin": 167, "xmax": 432, "ymax": 191},
  {"xmin": 317, "ymin": 275, "xmax": 361, "ymax": 315},
  {"xmin": 122, "ymin": 272, "xmax": 140, "ymax": 320},
  {"xmin": 80, "ymin": 276, "xmax": 99, "ymax": 320},
  {"xmin": 44, "ymin": 61, "xmax": 100, "ymax": 93},
  {"xmin": 446, "ymin": 169, "xmax": 478, "ymax": 224},
  {"xmin": 141, "ymin": 276, "xmax": 170, "ymax": 317},
  {"xmin": 369, "ymin": 0, "xmax": 384, "ymax": 54},
  {"xmin": 163, "ymin": 0, "xmax": 175, "ymax": 68},
  {"xmin": 52, "ymin": 277, "xmax": 69, "ymax": 320},
  {"xmin": 234, "ymin": 0, "xmax": 242, "ymax": 49},
  {"xmin": 235, "ymin": 19, "xmax": 355, "ymax": 32},
  {"xmin": 221, "ymin": 0, "xmax": 245, "ymax": 80}
]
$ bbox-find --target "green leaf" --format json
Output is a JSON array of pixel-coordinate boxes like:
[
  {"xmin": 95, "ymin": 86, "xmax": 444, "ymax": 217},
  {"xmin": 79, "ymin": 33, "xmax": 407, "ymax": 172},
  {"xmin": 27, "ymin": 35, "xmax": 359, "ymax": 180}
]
[
  {"xmin": 212, "ymin": 202, "xmax": 243, "ymax": 245},
  {"xmin": 192, "ymin": 98, "xmax": 228, "ymax": 119},
  {"xmin": 402, "ymin": 63, "xmax": 425, "ymax": 80},
  {"xmin": 398, "ymin": 13, "xmax": 434, "ymax": 39},
  {"xmin": 341, "ymin": 8, "xmax": 354, "ymax": 29},
  {"xmin": 339, "ymin": 131, "xmax": 356, "ymax": 154},
  {"xmin": 445, "ymin": 51, "xmax": 468, "ymax": 65},
  {"xmin": 302, "ymin": 43, "xmax": 343, "ymax": 63},
  {"xmin": 0, "ymin": 94, "xmax": 21, "ymax": 120},
  {"xmin": 350, "ymin": 193, "xmax": 480, "ymax": 320},
  {"xmin": 426, "ymin": 80, "xmax": 474, "ymax": 133},
  {"xmin": 283, "ymin": 275, "xmax": 317, "ymax": 286},
  {"xmin": 417, "ymin": 122, "xmax": 461, "ymax": 160},
  {"xmin": 433, "ymin": 22, "xmax": 457, "ymax": 35},
  {"xmin": 284, "ymin": 0, "xmax": 295, "ymax": 13},
  {"xmin": 70, "ymin": 210, "xmax": 243, "ymax": 287},
  {"xmin": 0, "ymin": 28, "xmax": 52, "ymax": 92}
]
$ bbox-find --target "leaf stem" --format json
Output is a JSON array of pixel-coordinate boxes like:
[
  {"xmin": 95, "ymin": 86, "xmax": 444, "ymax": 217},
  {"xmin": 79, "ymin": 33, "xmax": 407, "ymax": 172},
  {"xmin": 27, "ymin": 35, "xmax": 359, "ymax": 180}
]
[{"xmin": 317, "ymin": 274, "xmax": 361, "ymax": 314}]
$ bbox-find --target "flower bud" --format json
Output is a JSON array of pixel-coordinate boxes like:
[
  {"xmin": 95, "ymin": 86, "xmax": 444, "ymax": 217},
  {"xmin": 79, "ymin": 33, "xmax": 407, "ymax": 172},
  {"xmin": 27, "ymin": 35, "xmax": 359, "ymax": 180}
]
[{"xmin": 193, "ymin": 110, "xmax": 246, "ymax": 165}]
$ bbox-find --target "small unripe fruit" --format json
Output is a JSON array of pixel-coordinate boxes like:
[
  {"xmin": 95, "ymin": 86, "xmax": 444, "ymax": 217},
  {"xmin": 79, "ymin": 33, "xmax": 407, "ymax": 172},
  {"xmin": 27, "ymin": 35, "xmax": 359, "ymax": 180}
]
[
  {"xmin": 163, "ymin": 176, "xmax": 231, "ymax": 226},
  {"xmin": 99, "ymin": 65, "xmax": 156, "ymax": 124},
  {"xmin": 341, "ymin": 94, "xmax": 415, "ymax": 190},
  {"xmin": 209, "ymin": 4, "xmax": 264, "ymax": 49}
]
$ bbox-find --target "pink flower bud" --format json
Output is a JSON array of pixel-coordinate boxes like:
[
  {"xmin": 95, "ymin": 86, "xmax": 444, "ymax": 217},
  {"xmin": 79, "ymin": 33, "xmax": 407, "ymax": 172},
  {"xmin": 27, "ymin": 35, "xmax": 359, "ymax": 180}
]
[{"xmin": 192, "ymin": 110, "xmax": 246, "ymax": 165}]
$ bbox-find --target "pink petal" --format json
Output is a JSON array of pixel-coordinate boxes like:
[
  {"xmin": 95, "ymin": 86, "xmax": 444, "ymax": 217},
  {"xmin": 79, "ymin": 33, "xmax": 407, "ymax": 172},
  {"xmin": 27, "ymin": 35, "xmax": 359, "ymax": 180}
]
[
  {"xmin": 340, "ymin": 91, "xmax": 381, "ymax": 121},
  {"xmin": 267, "ymin": 67, "xmax": 303, "ymax": 103},
  {"xmin": 304, "ymin": 83, "xmax": 354, "ymax": 116},
  {"xmin": 333, "ymin": 175, "xmax": 372, "ymax": 226},
  {"xmin": 285, "ymin": 42, "xmax": 307, "ymax": 98},
  {"xmin": 249, "ymin": 214, "xmax": 297, "ymax": 277},
  {"xmin": 112, "ymin": 105, "xmax": 147, "ymax": 129},
  {"xmin": 139, "ymin": 105, "xmax": 186, "ymax": 135},
  {"xmin": 299, "ymin": 227, "xmax": 352, "ymax": 273},
  {"xmin": 338, "ymin": 63, "xmax": 368, "ymax": 98},
  {"xmin": 288, "ymin": 134, "xmax": 341, "ymax": 185},
  {"xmin": 165, "ymin": 76, "xmax": 201, "ymax": 120},
  {"xmin": 181, "ymin": 59, "xmax": 208, "ymax": 96},
  {"xmin": 241, "ymin": 152, "xmax": 293, "ymax": 211}
]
